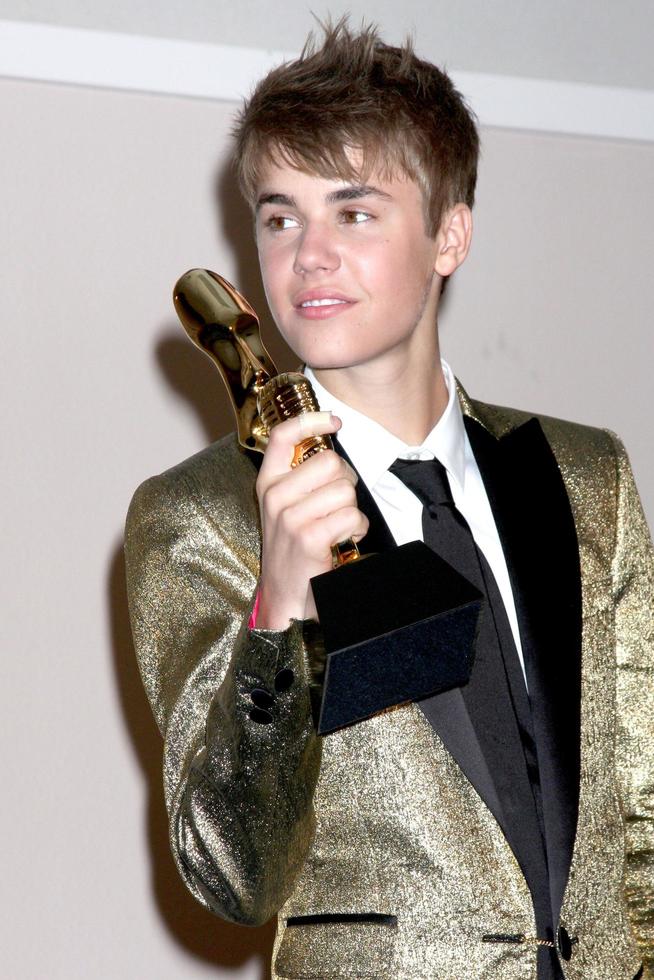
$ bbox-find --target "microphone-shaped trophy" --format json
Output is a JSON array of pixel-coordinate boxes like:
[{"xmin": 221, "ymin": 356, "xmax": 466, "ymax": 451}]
[{"xmin": 174, "ymin": 269, "xmax": 482, "ymax": 734}]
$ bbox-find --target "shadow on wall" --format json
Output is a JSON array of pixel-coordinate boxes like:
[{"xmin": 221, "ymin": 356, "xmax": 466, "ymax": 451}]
[
  {"xmin": 153, "ymin": 158, "xmax": 299, "ymax": 447},
  {"xmin": 155, "ymin": 319, "xmax": 236, "ymax": 445},
  {"xmin": 107, "ymin": 162, "xmax": 302, "ymax": 977},
  {"xmin": 213, "ymin": 156, "xmax": 298, "ymax": 377}
]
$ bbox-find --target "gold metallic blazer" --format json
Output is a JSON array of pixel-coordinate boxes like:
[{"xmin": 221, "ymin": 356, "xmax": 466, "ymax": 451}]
[{"xmin": 125, "ymin": 391, "xmax": 654, "ymax": 979}]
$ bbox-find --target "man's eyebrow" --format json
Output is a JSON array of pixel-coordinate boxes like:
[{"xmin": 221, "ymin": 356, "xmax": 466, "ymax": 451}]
[
  {"xmin": 255, "ymin": 185, "xmax": 392, "ymax": 212},
  {"xmin": 256, "ymin": 192, "xmax": 295, "ymax": 212},
  {"xmin": 326, "ymin": 185, "xmax": 392, "ymax": 204}
]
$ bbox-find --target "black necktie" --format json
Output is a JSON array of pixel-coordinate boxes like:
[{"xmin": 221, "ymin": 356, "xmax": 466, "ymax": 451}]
[
  {"xmin": 388, "ymin": 455, "xmax": 531, "ymax": 728},
  {"xmin": 389, "ymin": 456, "xmax": 562, "ymax": 980},
  {"xmin": 388, "ymin": 457, "xmax": 482, "ymax": 595}
]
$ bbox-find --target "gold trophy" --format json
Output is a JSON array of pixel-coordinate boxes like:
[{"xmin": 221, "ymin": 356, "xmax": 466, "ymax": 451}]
[
  {"xmin": 173, "ymin": 269, "xmax": 359, "ymax": 567},
  {"xmin": 174, "ymin": 269, "xmax": 482, "ymax": 733}
]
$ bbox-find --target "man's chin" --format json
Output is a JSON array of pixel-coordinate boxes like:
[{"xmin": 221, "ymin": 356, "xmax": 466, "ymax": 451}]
[{"xmin": 303, "ymin": 360, "xmax": 355, "ymax": 375}]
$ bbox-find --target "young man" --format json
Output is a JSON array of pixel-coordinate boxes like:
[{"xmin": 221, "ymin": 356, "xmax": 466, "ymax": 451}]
[{"xmin": 125, "ymin": 23, "xmax": 653, "ymax": 980}]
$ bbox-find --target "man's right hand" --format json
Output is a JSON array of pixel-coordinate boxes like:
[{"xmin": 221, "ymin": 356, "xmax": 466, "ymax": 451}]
[{"xmin": 255, "ymin": 412, "xmax": 369, "ymax": 630}]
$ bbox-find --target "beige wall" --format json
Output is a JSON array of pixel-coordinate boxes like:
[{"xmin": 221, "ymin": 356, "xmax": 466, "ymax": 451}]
[
  {"xmin": 3, "ymin": 0, "xmax": 654, "ymax": 89},
  {"xmin": 2, "ymin": 76, "xmax": 652, "ymax": 978}
]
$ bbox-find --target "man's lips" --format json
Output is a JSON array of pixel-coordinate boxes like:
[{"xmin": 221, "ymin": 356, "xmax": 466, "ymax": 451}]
[{"xmin": 293, "ymin": 288, "xmax": 357, "ymax": 319}]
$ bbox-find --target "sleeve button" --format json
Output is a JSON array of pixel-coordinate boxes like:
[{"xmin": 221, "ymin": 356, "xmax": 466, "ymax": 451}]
[
  {"xmin": 249, "ymin": 707, "xmax": 273, "ymax": 724},
  {"xmin": 250, "ymin": 688, "xmax": 274, "ymax": 709},
  {"xmin": 274, "ymin": 668, "xmax": 294, "ymax": 692}
]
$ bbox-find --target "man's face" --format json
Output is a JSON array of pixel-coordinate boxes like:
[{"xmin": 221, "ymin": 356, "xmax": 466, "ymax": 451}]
[{"xmin": 254, "ymin": 158, "xmax": 444, "ymax": 377}]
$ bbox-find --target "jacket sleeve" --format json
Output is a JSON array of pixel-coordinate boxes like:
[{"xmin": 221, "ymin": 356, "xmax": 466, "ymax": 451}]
[
  {"xmin": 611, "ymin": 434, "xmax": 654, "ymax": 974},
  {"xmin": 124, "ymin": 462, "xmax": 323, "ymax": 926}
]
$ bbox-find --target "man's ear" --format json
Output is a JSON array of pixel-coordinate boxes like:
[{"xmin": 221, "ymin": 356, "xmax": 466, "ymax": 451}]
[{"xmin": 434, "ymin": 204, "xmax": 473, "ymax": 277}]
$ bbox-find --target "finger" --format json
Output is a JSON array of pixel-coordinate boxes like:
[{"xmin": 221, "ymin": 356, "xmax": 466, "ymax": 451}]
[
  {"xmin": 294, "ymin": 447, "xmax": 358, "ymax": 486},
  {"xmin": 313, "ymin": 506, "xmax": 370, "ymax": 555},
  {"xmin": 262, "ymin": 452, "xmax": 355, "ymax": 512},
  {"xmin": 262, "ymin": 412, "xmax": 341, "ymax": 474},
  {"xmin": 277, "ymin": 506, "xmax": 368, "ymax": 565},
  {"xmin": 277, "ymin": 478, "xmax": 358, "ymax": 530}
]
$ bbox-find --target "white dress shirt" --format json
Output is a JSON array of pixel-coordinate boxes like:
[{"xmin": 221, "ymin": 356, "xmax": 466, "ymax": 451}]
[{"xmin": 305, "ymin": 361, "xmax": 527, "ymax": 683}]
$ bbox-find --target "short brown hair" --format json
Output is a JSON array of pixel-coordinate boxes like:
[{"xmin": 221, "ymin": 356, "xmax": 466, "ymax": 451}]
[{"xmin": 233, "ymin": 19, "xmax": 479, "ymax": 236}]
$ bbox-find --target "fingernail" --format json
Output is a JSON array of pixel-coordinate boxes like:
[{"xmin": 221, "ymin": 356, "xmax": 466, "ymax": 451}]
[{"xmin": 298, "ymin": 411, "xmax": 332, "ymax": 435}]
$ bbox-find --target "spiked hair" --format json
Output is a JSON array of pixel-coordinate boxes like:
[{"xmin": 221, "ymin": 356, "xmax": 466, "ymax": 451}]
[{"xmin": 233, "ymin": 19, "xmax": 479, "ymax": 235}]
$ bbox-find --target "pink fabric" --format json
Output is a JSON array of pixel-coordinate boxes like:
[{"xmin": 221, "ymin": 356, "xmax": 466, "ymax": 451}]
[{"xmin": 248, "ymin": 590, "xmax": 261, "ymax": 630}]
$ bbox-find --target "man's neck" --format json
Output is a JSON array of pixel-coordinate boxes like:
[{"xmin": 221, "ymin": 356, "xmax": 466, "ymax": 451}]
[{"xmin": 312, "ymin": 345, "xmax": 448, "ymax": 446}]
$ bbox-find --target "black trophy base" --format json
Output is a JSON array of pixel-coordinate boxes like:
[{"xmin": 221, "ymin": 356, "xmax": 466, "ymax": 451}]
[{"xmin": 309, "ymin": 540, "xmax": 482, "ymax": 735}]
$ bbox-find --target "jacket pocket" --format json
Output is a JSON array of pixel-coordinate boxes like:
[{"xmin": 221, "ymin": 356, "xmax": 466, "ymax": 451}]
[{"xmin": 274, "ymin": 912, "xmax": 398, "ymax": 978}]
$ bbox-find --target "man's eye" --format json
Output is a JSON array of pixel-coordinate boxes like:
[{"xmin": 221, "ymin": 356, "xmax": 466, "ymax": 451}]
[
  {"xmin": 340, "ymin": 209, "xmax": 371, "ymax": 224},
  {"xmin": 264, "ymin": 214, "xmax": 298, "ymax": 231}
]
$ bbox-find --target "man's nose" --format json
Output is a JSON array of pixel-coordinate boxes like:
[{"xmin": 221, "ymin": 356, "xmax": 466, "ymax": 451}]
[{"xmin": 293, "ymin": 222, "xmax": 340, "ymax": 275}]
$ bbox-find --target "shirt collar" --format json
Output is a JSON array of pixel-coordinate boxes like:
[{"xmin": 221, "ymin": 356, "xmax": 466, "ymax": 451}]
[{"xmin": 304, "ymin": 360, "xmax": 467, "ymax": 492}]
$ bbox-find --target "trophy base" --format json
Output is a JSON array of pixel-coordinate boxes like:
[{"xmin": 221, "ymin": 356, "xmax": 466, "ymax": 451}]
[{"xmin": 309, "ymin": 540, "xmax": 483, "ymax": 735}]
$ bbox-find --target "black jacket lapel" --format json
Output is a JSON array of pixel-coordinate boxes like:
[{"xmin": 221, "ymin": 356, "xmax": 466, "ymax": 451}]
[
  {"xmin": 418, "ymin": 685, "xmax": 508, "ymax": 829},
  {"xmin": 464, "ymin": 415, "xmax": 582, "ymax": 921}
]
